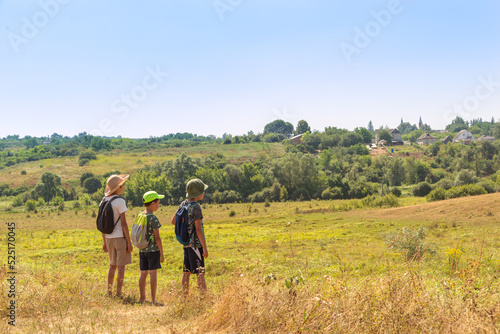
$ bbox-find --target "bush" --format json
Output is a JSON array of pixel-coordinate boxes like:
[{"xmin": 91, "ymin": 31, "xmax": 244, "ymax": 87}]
[
  {"xmin": 362, "ymin": 193, "xmax": 399, "ymax": 208},
  {"xmin": 229, "ymin": 210, "xmax": 236, "ymax": 217},
  {"xmin": 389, "ymin": 187, "xmax": 401, "ymax": 197},
  {"xmin": 79, "ymin": 194, "xmax": 92, "ymax": 206},
  {"xmin": 454, "ymin": 169, "xmax": 477, "ymax": 187},
  {"xmin": 385, "ymin": 227, "xmax": 436, "ymax": 261},
  {"xmin": 80, "ymin": 171, "xmax": 94, "ymax": 186},
  {"xmin": 413, "ymin": 182, "xmax": 432, "ymax": 197},
  {"xmin": 83, "ymin": 177, "xmax": 102, "ymax": 194},
  {"xmin": 213, "ymin": 190, "xmax": 242, "ymax": 204},
  {"xmin": 52, "ymin": 196, "xmax": 64, "ymax": 206},
  {"xmin": 21, "ymin": 170, "xmax": 27, "ymax": 175},
  {"xmin": 12, "ymin": 196, "xmax": 23, "ymax": 207},
  {"xmin": 321, "ymin": 187, "xmax": 343, "ymax": 200},
  {"xmin": 427, "ymin": 187, "xmax": 446, "ymax": 202},
  {"xmin": 37, "ymin": 197, "xmax": 45, "ymax": 207},
  {"xmin": 478, "ymin": 180, "xmax": 497, "ymax": 194},
  {"xmin": 445, "ymin": 184, "xmax": 487, "ymax": 199},
  {"xmin": 25, "ymin": 199, "xmax": 37, "ymax": 211},
  {"xmin": 78, "ymin": 158, "xmax": 90, "ymax": 166},
  {"xmin": 435, "ymin": 179, "xmax": 453, "ymax": 190}
]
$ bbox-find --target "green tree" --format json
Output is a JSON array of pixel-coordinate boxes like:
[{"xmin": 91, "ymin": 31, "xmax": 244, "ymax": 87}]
[
  {"xmin": 354, "ymin": 127, "xmax": 372, "ymax": 143},
  {"xmin": 280, "ymin": 185, "xmax": 289, "ymax": 202},
  {"xmin": 367, "ymin": 120, "xmax": 374, "ymax": 132},
  {"xmin": 295, "ymin": 120, "xmax": 311, "ymax": 135},
  {"xmin": 264, "ymin": 119, "xmax": 294, "ymax": 137},
  {"xmin": 378, "ymin": 130, "xmax": 392, "ymax": 144},
  {"xmin": 397, "ymin": 122, "xmax": 417, "ymax": 134},
  {"xmin": 34, "ymin": 172, "xmax": 62, "ymax": 202},
  {"xmin": 83, "ymin": 177, "xmax": 102, "ymax": 194},
  {"xmin": 446, "ymin": 116, "xmax": 468, "ymax": 132}
]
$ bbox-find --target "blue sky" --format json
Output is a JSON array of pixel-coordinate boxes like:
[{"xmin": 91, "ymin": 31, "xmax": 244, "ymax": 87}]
[{"xmin": 1, "ymin": 0, "xmax": 499, "ymax": 138}]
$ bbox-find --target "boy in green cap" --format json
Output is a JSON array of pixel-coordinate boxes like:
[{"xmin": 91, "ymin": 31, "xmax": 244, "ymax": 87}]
[
  {"xmin": 138, "ymin": 191, "xmax": 164, "ymax": 305},
  {"xmin": 171, "ymin": 178, "xmax": 209, "ymax": 295}
]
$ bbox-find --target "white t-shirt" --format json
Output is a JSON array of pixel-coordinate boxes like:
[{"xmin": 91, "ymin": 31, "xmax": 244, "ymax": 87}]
[{"xmin": 102, "ymin": 196, "xmax": 128, "ymax": 239}]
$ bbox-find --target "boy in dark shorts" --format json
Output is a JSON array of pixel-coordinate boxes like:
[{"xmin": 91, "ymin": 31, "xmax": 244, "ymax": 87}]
[
  {"xmin": 138, "ymin": 191, "xmax": 164, "ymax": 305},
  {"xmin": 171, "ymin": 179, "xmax": 209, "ymax": 296}
]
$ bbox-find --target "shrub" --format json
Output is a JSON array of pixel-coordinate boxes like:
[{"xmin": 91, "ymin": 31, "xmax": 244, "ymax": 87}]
[
  {"xmin": 83, "ymin": 177, "xmax": 102, "ymax": 194},
  {"xmin": 427, "ymin": 187, "xmax": 446, "ymax": 202},
  {"xmin": 445, "ymin": 184, "xmax": 487, "ymax": 199},
  {"xmin": 229, "ymin": 210, "xmax": 236, "ymax": 217},
  {"xmin": 12, "ymin": 196, "xmax": 23, "ymax": 207},
  {"xmin": 37, "ymin": 197, "xmax": 45, "ymax": 207},
  {"xmin": 478, "ymin": 180, "xmax": 497, "ymax": 194},
  {"xmin": 413, "ymin": 182, "xmax": 432, "ymax": 197},
  {"xmin": 213, "ymin": 190, "xmax": 242, "ymax": 204},
  {"xmin": 73, "ymin": 201, "xmax": 81, "ymax": 209},
  {"xmin": 385, "ymin": 226, "xmax": 436, "ymax": 261},
  {"xmin": 435, "ymin": 179, "xmax": 453, "ymax": 190},
  {"xmin": 80, "ymin": 171, "xmax": 94, "ymax": 186},
  {"xmin": 21, "ymin": 170, "xmax": 27, "ymax": 175},
  {"xmin": 454, "ymin": 169, "xmax": 477, "ymax": 186},
  {"xmin": 389, "ymin": 187, "xmax": 401, "ymax": 197},
  {"xmin": 78, "ymin": 158, "xmax": 90, "ymax": 166},
  {"xmin": 321, "ymin": 187, "xmax": 343, "ymax": 200},
  {"xmin": 362, "ymin": 194, "xmax": 399, "ymax": 208},
  {"xmin": 25, "ymin": 199, "xmax": 37, "ymax": 211},
  {"xmin": 52, "ymin": 196, "xmax": 64, "ymax": 206},
  {"xmin": 79, "ymin": 194, "xmax": 92, "ymax": 206}
]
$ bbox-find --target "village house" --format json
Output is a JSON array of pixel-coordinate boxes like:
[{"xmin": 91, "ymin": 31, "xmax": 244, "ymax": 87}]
[
  {"xmin": 416, "ymin": 133, "xmax": 438, "ymax": 145},
  {"xmin": 374, "ymin": 128, "xmax": 403, "ymax": 145},
  {"xmin": 453, "ymin": 130, "xmax": 474, "ymax": 144},
  {"xmin": 290, "ymin": 134, "xmax": 303, "ymax": 144}
]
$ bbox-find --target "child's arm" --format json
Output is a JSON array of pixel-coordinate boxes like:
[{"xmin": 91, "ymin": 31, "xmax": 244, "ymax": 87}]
[
  {"xmin": 101, "ymin": 233, "xmax": 108, "ymax": 252},
  {"xmin": 195, "ymin": 219, "xmax": 208, "ymax": 258},
  {"xmin": 170, "ymin": 213, "xmax": 176, "ymax": 225},
  {"xmin": 153, "ymin": 228, "xmax": 164, "ymax": 263},
  {"xmin": 120, "ymin": 212, "xmax": 133, "ymax": 253}
]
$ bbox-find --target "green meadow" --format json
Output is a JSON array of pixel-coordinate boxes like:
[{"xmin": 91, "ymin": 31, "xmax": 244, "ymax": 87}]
[{"xmin": 1, "ymin": 194, "xmax": 499, "ymax": 333}]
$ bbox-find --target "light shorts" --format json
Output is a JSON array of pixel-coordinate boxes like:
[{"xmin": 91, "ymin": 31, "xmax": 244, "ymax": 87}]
[{"xmin": 106, "ymin": 237, "xmax": 132, "ymax": 266}]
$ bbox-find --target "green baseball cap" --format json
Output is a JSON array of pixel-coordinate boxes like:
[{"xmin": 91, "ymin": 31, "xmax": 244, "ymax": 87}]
[
  {"xmin": 186, "ymin": 179, "xmax": 208, "ymax": 199},
  {"xmin": 142, "ymin": 191, "xmax": 165, "ymax": 203}
]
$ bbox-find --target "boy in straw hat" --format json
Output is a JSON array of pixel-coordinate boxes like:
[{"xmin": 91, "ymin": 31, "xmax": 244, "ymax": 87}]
[{"xmin": 101, "ymin": 174, "xmax": 133, "ymax": 297}]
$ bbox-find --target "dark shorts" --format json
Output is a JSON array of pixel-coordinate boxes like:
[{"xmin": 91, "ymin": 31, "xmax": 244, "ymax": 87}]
[
  {"xmin": 183, "ymin": 247, "xmax": 205, "ymax": 274},
  {"xmin": 140, "ymin": 251, "xmax": 161, "ymax": 271}
]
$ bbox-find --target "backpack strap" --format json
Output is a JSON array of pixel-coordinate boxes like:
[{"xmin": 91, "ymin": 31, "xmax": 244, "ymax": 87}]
[{"xmin": 107, "ymin": 196, "xmax": 121, "ymax": 227}]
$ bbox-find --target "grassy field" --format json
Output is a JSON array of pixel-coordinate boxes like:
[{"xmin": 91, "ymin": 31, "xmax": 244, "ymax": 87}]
[
  {"xmin": 0, "ymin": 193, "xmax": 499, "ymax": 333},
  {"xmin": 0, "ymin": 142, "xmax": 286, "ymax": 189}
]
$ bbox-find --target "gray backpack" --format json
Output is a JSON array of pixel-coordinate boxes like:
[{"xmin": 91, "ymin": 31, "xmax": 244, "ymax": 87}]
[{"xmin": 131, "ymin": 213, "xmax": 151, "ymax": 249}]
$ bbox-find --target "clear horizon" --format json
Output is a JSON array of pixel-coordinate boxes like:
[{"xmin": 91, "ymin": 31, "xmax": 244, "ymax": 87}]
[{"xmin": 1, "ymin": 0, "xmax": 499, "ymax": 139}]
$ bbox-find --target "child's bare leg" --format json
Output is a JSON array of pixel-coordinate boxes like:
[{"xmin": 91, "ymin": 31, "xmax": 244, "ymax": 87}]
[
  {"xmin": 182, "ymin": 272, "xmax": 191, "ymax": 296},
  {"xmin": 149, "ymin": 270, "xmax": 157, "ymax": 303},
  {"xmin": 139, "ymin": 271, "xmax": 148, "ymax": 302},
  {"xmin": 116, "ymin": 265, "xmax": 125, "ymax": 296},
  {"xmin": 197, "ymin": 272, "xmax": 206, "ymax": 294},
  {"xmin": 107, "ymin": 265, "xmax": 117, "ymax": 296}
]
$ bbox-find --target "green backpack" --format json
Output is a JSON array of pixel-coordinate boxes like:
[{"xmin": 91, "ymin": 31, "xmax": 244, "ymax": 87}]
[{"xmin": 131, "ymin": 213, "xmax": 151, "ymax": 250}]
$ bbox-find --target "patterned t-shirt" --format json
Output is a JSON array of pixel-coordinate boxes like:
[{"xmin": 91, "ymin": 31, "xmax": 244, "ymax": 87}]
[
  {"xmin": 178, "ymin": 201, "xmax": 204, "ymax": 249},
  {"xmin": 139, "ymin": 214, "xmax": 161, "ymax": 253}
]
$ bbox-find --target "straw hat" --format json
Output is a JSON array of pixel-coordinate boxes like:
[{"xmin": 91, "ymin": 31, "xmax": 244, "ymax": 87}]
[{"xmin": 105, "ymin": 174, "xmax": 129, "ymax": 196}]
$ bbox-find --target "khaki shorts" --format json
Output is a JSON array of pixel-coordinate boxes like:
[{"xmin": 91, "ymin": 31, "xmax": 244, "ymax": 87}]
[{"xmin": 106, "ymin": 237, "xmax": 132, "ymax": 266}]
